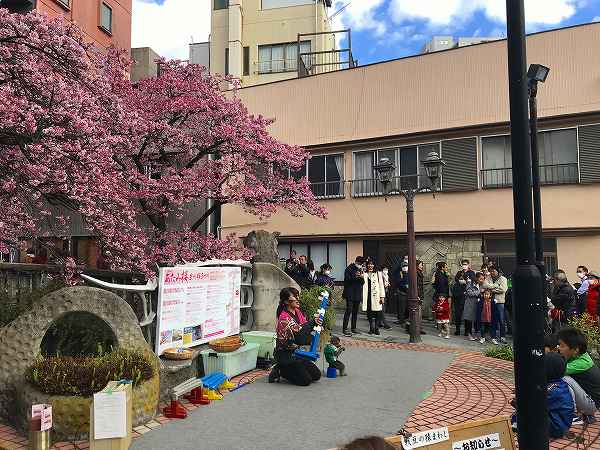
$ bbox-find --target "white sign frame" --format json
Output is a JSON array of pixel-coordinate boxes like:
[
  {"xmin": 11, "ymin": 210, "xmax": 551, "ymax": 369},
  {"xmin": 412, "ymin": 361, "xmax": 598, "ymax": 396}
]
[{"xmin": 155, "ymin": 265, "xmax": 241, "ymax": 355}]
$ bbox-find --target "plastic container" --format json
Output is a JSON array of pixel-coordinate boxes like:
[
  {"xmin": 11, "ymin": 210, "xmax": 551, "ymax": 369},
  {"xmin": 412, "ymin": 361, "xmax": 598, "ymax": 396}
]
[
  {"xmin": 241, "ymin": 331, "xmax": 276, "ymax": 359},
  {"xmin": 200, "ymin": 342, "xmax": 260, "ymax": 378}
]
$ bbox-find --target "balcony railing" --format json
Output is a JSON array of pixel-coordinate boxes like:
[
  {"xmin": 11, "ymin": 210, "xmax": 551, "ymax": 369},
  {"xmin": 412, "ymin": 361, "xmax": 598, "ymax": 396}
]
[
  {"xmin": 297, "ymin": 30, "xmax": 357, "ymax": 78},
  {"xmin": 351, "ymin": 175, "xmax": 428, "ymax": 198},
  {"xmin": 256, "ymin": 58, "xmax": 299, "ymax": 74},
  {"xmin": 310, "ymin": 181, "xmax": 345, "ymax": 199},
  {"xmin": 481, "ymin": 163, "xmax": 579, "ymax": 189}
]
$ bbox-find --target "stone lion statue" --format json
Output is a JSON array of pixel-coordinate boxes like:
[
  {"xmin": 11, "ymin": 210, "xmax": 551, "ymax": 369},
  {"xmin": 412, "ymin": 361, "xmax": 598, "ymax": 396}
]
[{"xmin": 243, "ymin": 230, "xmax": 281, "ymax": 265}]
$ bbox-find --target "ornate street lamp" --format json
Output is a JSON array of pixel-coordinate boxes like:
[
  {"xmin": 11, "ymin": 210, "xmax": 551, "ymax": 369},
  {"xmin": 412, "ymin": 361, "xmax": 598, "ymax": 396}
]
[{"xmin": 374, "ymin": 152, "xmax": 445, "ymax": 343}]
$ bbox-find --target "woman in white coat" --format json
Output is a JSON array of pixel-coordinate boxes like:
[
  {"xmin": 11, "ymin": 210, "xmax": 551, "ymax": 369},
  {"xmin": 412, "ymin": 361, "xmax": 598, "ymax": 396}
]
[{"xmin": 363, "ymin": 258, "xmax": 386, "ymax": 335}]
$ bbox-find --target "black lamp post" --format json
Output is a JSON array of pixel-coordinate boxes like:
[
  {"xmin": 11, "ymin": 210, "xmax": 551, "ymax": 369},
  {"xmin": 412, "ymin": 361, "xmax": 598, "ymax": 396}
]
[
  {"xmin": 528, "ymin": 63, "xmax": 550, "ymax": 269},
  {"xmin": 506, "ymin": 2, "xmax": 548, "ymax": 449},
  {"xmin": 374, "ymin": 152, "xmax": 445, "ymax": 343}
]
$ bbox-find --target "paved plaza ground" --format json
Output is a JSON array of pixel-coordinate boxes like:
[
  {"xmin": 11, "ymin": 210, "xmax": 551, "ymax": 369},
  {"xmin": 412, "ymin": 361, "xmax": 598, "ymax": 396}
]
[{"xmin": 2, "ymin": 332, "xmax": 600, "ymax": 449}]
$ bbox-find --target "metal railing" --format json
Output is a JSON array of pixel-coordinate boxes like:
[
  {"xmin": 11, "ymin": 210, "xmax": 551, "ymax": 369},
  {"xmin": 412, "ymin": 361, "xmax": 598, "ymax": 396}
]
[
  {"xmin": 297, "ymin": 30, "xmax": 356, "ymax": 77},
  {"xmin": 351, "ymin": 175, "xmax": 430, "ymax": 198},
  {"xmin": 256, "ymin": 58, "xmax": 300, "ymax": 74},
  {"xmin": 309, "ymin": 181, "xmax": 345, "ymax": 199},
  {"xmin": 481, "ymin": 163, "xmax": 579, "ymax": 188}
]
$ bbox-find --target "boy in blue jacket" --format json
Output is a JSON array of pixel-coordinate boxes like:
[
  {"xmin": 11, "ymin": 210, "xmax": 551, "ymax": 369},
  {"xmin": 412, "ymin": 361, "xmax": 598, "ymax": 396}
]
[{"xmin": 512, "ymin": 352, "xmax": 574, "ymax": 438}]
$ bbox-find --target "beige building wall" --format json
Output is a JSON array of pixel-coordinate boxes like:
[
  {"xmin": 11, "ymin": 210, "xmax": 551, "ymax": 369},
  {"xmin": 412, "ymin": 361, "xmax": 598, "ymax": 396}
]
[
  {"xmin": 557, "ymin": 236, "xmax": 600, "ymax": 282},
  {"xmin": 210, "ymin": 0, "xmax": 335, "ymax": 86}
]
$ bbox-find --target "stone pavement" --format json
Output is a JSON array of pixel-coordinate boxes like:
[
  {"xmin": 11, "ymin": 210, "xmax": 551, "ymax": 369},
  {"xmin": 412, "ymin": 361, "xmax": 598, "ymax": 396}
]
[{"xmin": 2, "ymin": 337, "xmax": 600, "ymax": 449}]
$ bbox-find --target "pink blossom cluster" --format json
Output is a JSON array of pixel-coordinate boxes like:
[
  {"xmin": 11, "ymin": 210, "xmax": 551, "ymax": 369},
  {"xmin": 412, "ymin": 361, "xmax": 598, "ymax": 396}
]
[{"xmin": 0, "ymin": 10, "xmax": 326, "ymax": 279}]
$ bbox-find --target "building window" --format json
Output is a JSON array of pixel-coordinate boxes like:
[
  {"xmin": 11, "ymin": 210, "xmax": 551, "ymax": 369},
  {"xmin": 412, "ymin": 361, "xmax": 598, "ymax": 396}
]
[
  {"xmin": 54, "ymin": 0, "xmax": 70, "ymax": 9},
  {"xmin": 277, "ymin": 241, "xmax": 347, "ymax": 281},
  {"xmin": 291, "ymin": 154, "xmax": 344, "ymax": 199},
  {"xmin": 224, "ymin": 48, "xmax": 229, "ymax": 76},
  {"xmin": 100, "ymin": 2, "xmax": 113, "ymax": 34},
  {"xmin": 481, "ymin": 129, "xmax": 579, "ymax": 188},
  {"xmin": 484, "ymin": 237, "xmax": 557, "ymax": 277},
  {"xmin": 243, "ymin": 47, "xmax": 250, "ymax": 76},
  {"xmin": 352, "ymin": 143, "xmax": 440, "ymax": 197},
  {"xmin": 258, "ymin": 41, "xmax": 310, "ymax": 74},
  {"xmin": 214, "ymin": 0, "xmax": 228, "ymax": 9}
]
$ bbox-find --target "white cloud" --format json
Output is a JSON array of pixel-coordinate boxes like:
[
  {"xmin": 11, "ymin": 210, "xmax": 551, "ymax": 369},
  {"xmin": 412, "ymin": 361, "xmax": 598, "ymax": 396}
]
[
  {"xmin": 389, "ymin": 0, "xmax": 579, "ymax": 27},
  {"xmin": 594, "ymin": 16, "xmax": 600, "ymax": 22},
  {"xmin": 132, "ymin": 0, "xmax": 211, "ymax": 60},
  {"xmin": 330, "ymin": 0, "xmax": 387, "ymax": 38}
]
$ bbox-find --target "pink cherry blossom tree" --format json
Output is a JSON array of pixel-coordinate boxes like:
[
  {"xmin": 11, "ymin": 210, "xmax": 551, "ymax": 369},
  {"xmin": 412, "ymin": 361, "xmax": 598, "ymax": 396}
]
[{"xmin": 0, "ymin": 10, "xmax": 325, "ymax": 278}]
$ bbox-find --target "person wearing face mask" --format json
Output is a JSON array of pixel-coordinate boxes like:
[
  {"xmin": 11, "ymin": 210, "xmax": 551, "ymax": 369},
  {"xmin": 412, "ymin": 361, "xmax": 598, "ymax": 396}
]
[
  {"xmin": 315, "ymin": 263, "xmax": 335, "ymax": 289},
  {"xmin": 342, "ymin": 256, "xmax": 366, "ymax": 336},
  {"xmin": 451, "ymin": 259, "xmax": 476, "ymax": 336},
  {"xmin": 362, "ymin": 258, "xmax": 386, "ymax": 335},
  {"xmin": 576, "ymin": 266, "xmax": 590, "ymax": 316}
]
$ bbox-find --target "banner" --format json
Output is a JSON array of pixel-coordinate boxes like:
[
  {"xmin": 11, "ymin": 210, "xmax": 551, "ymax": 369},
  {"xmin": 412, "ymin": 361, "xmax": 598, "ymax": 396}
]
[{"xmin": 155, "ymin": 265, "xmax": 241, "ymax": 355}]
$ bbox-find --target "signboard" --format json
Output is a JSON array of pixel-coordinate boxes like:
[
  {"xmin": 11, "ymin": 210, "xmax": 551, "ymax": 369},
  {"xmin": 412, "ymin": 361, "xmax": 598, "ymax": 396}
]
[
  {"xmin": 388, "ymin": 417, "xmax": 516, "ymax": 450},
  {"xmin": 32, "ymin": 404, "xmax": 52, "ymax": 431},
  {"xmin": 93, "ymin": 391, "xmax": 127, "ymax": 440},
  {"xmin": 155, "ymin": 265, "xmax": 241, "ymax": 355}
]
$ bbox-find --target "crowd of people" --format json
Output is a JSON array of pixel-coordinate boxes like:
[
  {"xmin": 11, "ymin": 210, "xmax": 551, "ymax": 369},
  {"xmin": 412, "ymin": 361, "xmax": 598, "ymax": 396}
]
[{"xmin": 284, "ymin": 252, "xmax": 335, "ymax": 289}]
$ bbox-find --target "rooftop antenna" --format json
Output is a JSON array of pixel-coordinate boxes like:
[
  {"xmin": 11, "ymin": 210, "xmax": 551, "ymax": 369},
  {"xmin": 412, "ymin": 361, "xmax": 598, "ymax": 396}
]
[{"xmin": 329, "ymin": 1, "xmax": 350, "ymax": 20}]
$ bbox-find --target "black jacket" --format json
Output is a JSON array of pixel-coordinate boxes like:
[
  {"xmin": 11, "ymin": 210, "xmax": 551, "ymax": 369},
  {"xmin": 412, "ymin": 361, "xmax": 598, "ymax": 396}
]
[
  {"xmin": 551, "ymin": 282, "xmax": 576, "ymax": 315},
  {"xmin": 433, "ymin": 270, "xmax": 450, "ymax": 297},
  {"xmin": 452, "ymin": 269, "xmax": 477, "ymax": 299},
  {"xmin": 342, "ymin": 264, "xmax": 364, "ymax": 303},
  {"xmin": 417, "ymin": 270, "xmax": 424, "ymax": 300}
]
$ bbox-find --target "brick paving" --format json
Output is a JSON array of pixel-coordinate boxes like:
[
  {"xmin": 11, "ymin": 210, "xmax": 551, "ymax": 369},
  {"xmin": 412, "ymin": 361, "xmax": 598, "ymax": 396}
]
[{"xmin": 3, "ymin": 341, "xmax": 600, "ymax": 449}]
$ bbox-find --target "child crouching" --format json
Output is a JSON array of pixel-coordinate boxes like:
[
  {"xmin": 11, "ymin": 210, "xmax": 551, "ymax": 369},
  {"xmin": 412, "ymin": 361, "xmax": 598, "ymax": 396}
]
[{"xmin": 324, "ymin": 335, "xmax": 347, "ymax": 376}]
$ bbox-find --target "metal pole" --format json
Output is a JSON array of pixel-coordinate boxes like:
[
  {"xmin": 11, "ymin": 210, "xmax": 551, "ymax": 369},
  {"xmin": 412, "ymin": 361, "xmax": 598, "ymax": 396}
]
[
  {"xmin": 506, "ymin": 1, "xmax": 548, "ymax": 449},
  {"xmin": 404, "ymin": 191, "xmax": 421, "ymax": 344},
  {"xmin": 529, "ymin": 84, "xmax": 544, "ymax": 265}
]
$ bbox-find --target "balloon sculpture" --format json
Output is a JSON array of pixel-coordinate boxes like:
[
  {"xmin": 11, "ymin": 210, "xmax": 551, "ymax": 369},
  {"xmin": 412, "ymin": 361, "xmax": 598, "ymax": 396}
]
[{"xmin": 294, "ymin": 291, "xmax": 330, "ymax": 362}]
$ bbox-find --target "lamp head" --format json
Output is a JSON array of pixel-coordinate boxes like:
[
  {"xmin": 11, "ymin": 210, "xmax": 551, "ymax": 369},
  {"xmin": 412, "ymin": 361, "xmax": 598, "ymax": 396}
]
[
  {"xmin": 421, "ymin": 151, "xmax": 445, "ymax": 188},
  {"xmin": 374, "ymin": 156, "xmax": 396, "ymax": 194},
  {"xmin": 527, "ymin": 64, "xmax": 550, "ymax": 83}
]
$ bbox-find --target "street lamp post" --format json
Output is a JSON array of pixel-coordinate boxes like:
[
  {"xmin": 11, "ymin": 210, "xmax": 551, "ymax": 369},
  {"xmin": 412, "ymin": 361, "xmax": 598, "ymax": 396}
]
[
  {"xmin": 528, "ymin": 63, "xmax": 550, "ymax": 268},
  {"xmin": 505, "ymin": 2, "xmax": 549, "ymax": 449},
  {"xmin": 374, "ymin": 152, "xmax": 445, "ymax": 344}
]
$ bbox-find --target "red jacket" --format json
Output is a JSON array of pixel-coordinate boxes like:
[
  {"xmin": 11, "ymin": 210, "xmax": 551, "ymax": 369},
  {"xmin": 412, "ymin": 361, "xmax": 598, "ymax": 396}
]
[
  {"xmin": 433, "ymin": 298, "xmax": 450, "ymax": 321},
  {"xmin": 588, "ymin": 280, "xmax": 600, "ymax": 319}
]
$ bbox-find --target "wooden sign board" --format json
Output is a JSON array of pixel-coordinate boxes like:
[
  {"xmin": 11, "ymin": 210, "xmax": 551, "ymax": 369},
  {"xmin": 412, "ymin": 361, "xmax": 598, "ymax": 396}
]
[{"xmin": 387, "ymin": 416, "xmax": 517, "ymax": 450}]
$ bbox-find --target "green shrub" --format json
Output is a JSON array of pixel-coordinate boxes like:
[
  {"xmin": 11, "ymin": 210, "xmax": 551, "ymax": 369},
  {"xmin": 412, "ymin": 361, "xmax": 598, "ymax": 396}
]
[
  {"xmin": 26, "ymin": 348, "xmax": 155, "ymax": 397},
  {"xmin": 568, "ymin": 313, "xmax": 600, "ymax": 364},
  {"xmin": 485, "ymin": 345, "xmax": 514, "ymax": 361},
  {"xmin": 299, "ymin": 285, "xmax": 336, "ymax": 330}
]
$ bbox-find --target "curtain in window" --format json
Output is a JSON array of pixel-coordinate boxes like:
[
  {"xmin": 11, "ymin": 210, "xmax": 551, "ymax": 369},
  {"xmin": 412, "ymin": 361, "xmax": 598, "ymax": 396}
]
[
  {"xmin": 538, "ymin": 129, "xmax": 578, "ymax": 183},
  {"xmin": 309, "ymin": 156, "xmax": 326, "ymax": 197},
  {"xmin": 328, "ymin": 242, "xmax": 347, "ymax": 281},
  {"xmin": 481, "ymin": 136, "xmax": 512, "ymax": 187},
  {"xmin": 310, "ymin": 243, "xmax": 327, "ymax": 271},
  {"xmin": 399, "ymin": 146, "xmax": 418, "ymax": 190},
  {"xmin": 258, "ymin": 46, "xmax": 271, "ymax": 73},
  {"xmin": 326, "ymin": 154, "xmax": 344, "ymax": 197},
  {"xmin": 299, "ymin": 41, "xmax": 312, "ymax": 70},
  {"xmin": 286, "ymin": 44, "xmax": 297, "ymax": 71},
  {"xmin": 354, "ymin": 152, "xmax": 374, "ymax": 195},
  {"xmin": 271, "ymin": 45, "xmax": 284, "ymax": 72}
]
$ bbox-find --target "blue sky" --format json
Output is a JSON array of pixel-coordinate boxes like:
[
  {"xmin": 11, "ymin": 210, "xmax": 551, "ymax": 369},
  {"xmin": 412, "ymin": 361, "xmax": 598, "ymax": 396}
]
[{"xmin": 132, "ymin": 0, "xmax": 600, "ymax": 63}]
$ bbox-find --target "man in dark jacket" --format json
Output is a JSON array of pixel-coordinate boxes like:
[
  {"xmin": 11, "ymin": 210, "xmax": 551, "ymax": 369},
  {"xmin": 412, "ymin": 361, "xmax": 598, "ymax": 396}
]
[
  {"xmin": 452, "ymin": 259, "xmax": 476, "ymax": 336},
  {"xmin": 392, "ymin": 260, "xmax": 409, "ymax": 325},
  {"xmin": 551, "ymin": 270, "xmax": 577, "ymax": 332},
  {"xmin": 342, "ymin": 256, "xmax": 365, "ymax": 336}
]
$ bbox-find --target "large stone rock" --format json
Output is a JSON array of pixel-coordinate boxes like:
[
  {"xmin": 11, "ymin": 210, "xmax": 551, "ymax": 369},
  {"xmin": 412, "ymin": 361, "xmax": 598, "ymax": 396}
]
[
  {"xmin": 251, "ymin": 262, "xmax": 299, "ymax": 332},
  {"xmin": 0, "ymin": 286, "xmax": 159, "ymax": 422},
  {"xmin": 243, "ymin": 230, "xmax": 281, "ymax": 265}
]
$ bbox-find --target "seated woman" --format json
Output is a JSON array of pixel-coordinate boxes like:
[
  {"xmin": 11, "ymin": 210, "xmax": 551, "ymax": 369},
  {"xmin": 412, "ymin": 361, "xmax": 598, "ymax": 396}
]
[{"xmin": 268, "ymin": 287, "xmax": 322, "ymax": 386}]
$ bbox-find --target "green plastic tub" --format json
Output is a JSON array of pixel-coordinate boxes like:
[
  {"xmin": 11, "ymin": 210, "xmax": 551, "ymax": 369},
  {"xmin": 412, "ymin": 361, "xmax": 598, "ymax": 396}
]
[{"xmin": 241, "ymin": 331, "xmax": 276, "ymax": 359}]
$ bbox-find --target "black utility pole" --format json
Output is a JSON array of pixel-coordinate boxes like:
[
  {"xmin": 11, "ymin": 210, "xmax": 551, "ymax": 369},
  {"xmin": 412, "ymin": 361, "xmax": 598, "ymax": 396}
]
[
  {"xmin": 505, "ymin": 1, "xmax": 548, "ymax": 449},
  {"xmin": 529, "ymin": 85, "xmax": 544, "ymax": 265}
]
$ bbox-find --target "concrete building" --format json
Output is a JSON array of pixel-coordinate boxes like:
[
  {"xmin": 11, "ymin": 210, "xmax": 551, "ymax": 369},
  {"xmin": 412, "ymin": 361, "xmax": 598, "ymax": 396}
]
[
  {"xmin": 0, "ymin": 0, "xmax": 132, "ymax": 52},
  {"xmin": 210, "ymin": 0, "xmax": 353, "ymax": 87},
  {"xmin": 222, "ymin": 23, "xmax": 600, "ymax": 295},
  {"xmin": 422, "ymin": 35, "xmax": 501, "ymax": 53},
  {"xmin": 131, "ymin": 47, "xmax": 161, "ymax": 82},
  {"xmin": 190, "ymin": 41, "xmax": 210, "ymax": 68}
]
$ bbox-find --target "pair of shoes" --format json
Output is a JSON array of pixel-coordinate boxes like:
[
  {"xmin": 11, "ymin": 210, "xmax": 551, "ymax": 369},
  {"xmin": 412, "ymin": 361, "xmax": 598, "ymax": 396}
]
[
  {"xmin": 340, "ymin": 371, "xmax": 348, "ymax": 377},
  {"xmin": 438, "ymin": 333, "xmax": 443, "ymax": 338},
  {"xmin": 421, "ymin": 330, "xmax": 427, "ymax": 335},
  {"xmin": 268, "ymin": 365, "xmax": 280, "ymax": 383},
  {"xmin": 343, "ymin": 330, "xmax": 352, "ymax": 337},
  {"xmin": 351, "ymin": 329, "xmax": 361, "ymax": 335},
  {"xmin": 584, "ymin": 415, "xmax": 596, "ymax": 424},
  {"xmin": 491, "ymin": 338, "xmax": 499, "ymax": 345},
  {"xmin": 373, "ymin": 328, "xmax": 380, "ymax": 335},
  {"xmin": 572, "ymin": 416, "xmax": 584, "ymax": 426},
  {"xmin": 469, "ymin": 335, "xmax": 477, "ymax": 341},
  {"xmin": 444, "ymin": 335, "xmax": 450, "ymax": 339},
  {"xmin": 500, "ymin": 337, "xmax": 508, "ymax": 344},
  {"xmin": 479, "ymin": 337, "xmax": 486, "ymax": 344},
  {"xmin": 454, "ymin": 330, "xmax": 461, "ymax": 336}
]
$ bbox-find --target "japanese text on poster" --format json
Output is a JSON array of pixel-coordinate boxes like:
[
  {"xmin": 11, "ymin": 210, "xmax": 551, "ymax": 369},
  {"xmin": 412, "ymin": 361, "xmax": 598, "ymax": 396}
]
[
  {"xmin": 452, "ymin": 433, "xmax": 501, "ymax": 450},
  {"xmin": 155, "ymin": 266, "xmax": 241, "ymax": 355}
]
